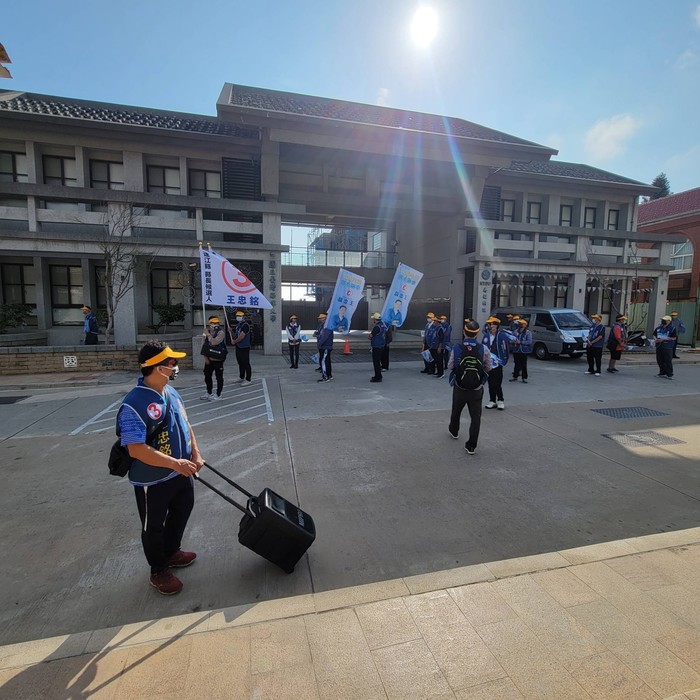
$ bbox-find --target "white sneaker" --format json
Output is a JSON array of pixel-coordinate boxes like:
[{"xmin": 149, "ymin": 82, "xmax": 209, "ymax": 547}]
[
  {"xmin": 584, "ymin": 371, "xmax": 593, "ymax": 375},
  {"xmin": 497, "ymin": 400, "xmax": 505, "ymax": 410},
  {"xmin": 200, "ymin": 393, "xmax": 212, "ymax": 401},
  {"xmin": 241, "ymin": 379, "xmax": 252, "ymax": 386},
  {"xmin": 485, "ymin": 401, "xmax": 496, "ymax": 409},
  {"xmin": 594, "ymin": 372, "xmax": 601, "ymax": 376},
  {"xmin": 210, "ymin": 394, "xmax": 221, "ymax": 401}
]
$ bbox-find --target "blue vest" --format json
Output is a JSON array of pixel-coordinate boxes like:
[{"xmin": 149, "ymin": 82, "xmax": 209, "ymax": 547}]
[
  {"xmin": 235, "ymin": 321, "xmax": 251, "ymax": 348},
  {"xmin": 370, "ymin": 321, "xmax": 387, "ymax": 348}
]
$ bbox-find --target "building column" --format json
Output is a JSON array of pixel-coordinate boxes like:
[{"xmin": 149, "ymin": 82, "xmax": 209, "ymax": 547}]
[
  {"xmin": 34, "ymin": 256, "xmax": 51, "ymax": 331},
  {"xmin": 570, "ymin": 271, "xmax": 587, "ymax": 310},
  {"xmin": 262, "ymin": 212, "xmax": 280, "ymax": 245},
  {"xmin": 261, "ymin": 131, "xmax": 279, "ymax": 201},
  {"xmin": 647, "ymin": 273, "xmax": 668, "ymax": 335},
  {"xmin": 450, "ymin": 229, "xmax": 466, "ymax": 326},
  {"xmin": 264, "ymin": 250, "xmax": 281, "ymax": 355},
  {"xmin": 473, "ymin": 264, "xmax": 493, "ymax": 328},
  {"xmin": 114, "ymin": 258, "xmax": 138, "ymax": 346}
]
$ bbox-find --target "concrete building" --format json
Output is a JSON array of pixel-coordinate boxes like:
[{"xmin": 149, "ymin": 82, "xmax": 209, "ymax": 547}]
[{"xmin": 0, "ymin": 84, "xmax": 674, "ymax": 352}]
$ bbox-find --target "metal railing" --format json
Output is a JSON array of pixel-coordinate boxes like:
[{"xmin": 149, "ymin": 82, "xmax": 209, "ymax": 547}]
[{"xmin": 282, "ymin": 247, "xmax": 397, "ymax": 269}]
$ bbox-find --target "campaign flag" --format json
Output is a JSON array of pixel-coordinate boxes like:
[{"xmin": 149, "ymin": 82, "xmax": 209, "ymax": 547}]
[
  {"xmin": 324, "ymin": 268, "xmax": 365, "ymax": 334},
  {"xmin": 199, "ymin": 246, "xmax": 272, "ymax": 309},
  {"xmin": 380, "ymin": 263, "xmax": 423, "ymax": 327}
]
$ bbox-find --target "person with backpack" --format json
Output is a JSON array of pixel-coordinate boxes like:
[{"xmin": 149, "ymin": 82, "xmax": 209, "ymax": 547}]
[
  {"xmin": 229, "ymin": 310, "xmax": 252, "ymax": 385},
  {"xmin": 447, "ymin": 319, "xmax": 492, "ymax": 455},
  {"xmin": 117, "ymin": 341, "xmax": 204, "ymax": 595},
  {"xmin": 606, "ymin": 314, "xmax": 627, "ymax": 374},
  {"xmin": 370, "ymin": 312, "xmax": 388, "ymax": 382},
  {"xmin": 81, "ymin": 305, "xmax": 99, "ymax": 345},
  {"xmin": 482, "ymin": 316, "xmax": 513, "ymax": 409},
  {"xmin": 200, "ymin": 316, "xmax": 227, "ymax": 401},
  {"xmin": 509, "ymin": 318, "xmax": 532, "ymax": 383}
]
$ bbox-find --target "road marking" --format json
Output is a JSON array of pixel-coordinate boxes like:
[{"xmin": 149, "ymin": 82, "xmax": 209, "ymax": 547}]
[{"xmin": 69, "ymin": 398, "xmax": 122, "ymax": 436}]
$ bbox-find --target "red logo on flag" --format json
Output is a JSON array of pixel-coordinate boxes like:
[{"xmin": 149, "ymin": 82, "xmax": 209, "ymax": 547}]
[
  {"xmin": 222, "ymin": 261, "xmax": 255, "ymax": 294},
  {"xmin": 346, "ymin": 289, "xmax": 353, "ymax": 297},
  {"xmin": 147, "ymin": 403, "xmax": 163, "ymax": 420}
]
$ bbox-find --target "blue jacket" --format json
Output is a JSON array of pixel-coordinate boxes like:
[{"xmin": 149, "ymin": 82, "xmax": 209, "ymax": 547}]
[
  {"xmin": 427, "ymin": 323, "xmax": 445, "ymax": 350},
  {"xmin": 370, "ymin": 321, "xmax": 388, "ymax": 348},
  {"xmin": 511, "ymin": 329, "xmax": 532, "ymax": 354},
  {"xmin": 315, "ymin": 324, "xmax": 334, "ymax": 350},
  {"xmin": 441, "ymin": 322, "xmax": 452, "ymax": 352},
  {"xmin": 653, "ymin": 323, "xmax": 677, "ymax": 345},
  {"xmin": 587, "ymin": 322, "xmax": 605, "ymax": 348},
  {"xmin": 84, "ymin": 313, "xmax": 98, "ymax": 336},
  {"xmin": 117, "ymin": 381, "xmax": 192, "ymax": 486},
  {"xmin": 483, "ymin": 329, "xmax": 512, "ymax": 366},
  {"xmin": 234, "ymin": 321, "xmax": 251, "ymax": 349}
]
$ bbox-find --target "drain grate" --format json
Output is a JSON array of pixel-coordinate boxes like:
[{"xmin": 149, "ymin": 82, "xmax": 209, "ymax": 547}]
[
  {"xmin": 604, "ymin": 431, "xmax": 685, "ymax": 447},
  {"xmin": 591, "ymin": 407, "xmax": 669, "ymax": 419},
  {"xmin": 0, "ymin": 396, "xmax": 24, "ymax": 405}
]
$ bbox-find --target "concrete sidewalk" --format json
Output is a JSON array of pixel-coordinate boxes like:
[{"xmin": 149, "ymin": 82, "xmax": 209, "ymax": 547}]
[{"xmin": 2, "ymin": 529, "xmax": 700, "ymax": 699}]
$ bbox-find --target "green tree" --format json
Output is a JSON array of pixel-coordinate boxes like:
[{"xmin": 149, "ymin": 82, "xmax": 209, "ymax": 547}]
[
  {"xmin": 650, "ymin": 172, "xmax": 671, "ymax": 200},
  {"xmin": 151, "ymin": 302, "xmax": 185, "ymax": 332},
  {"xmin": 0, "ymin": 303, "xmax": 32, "ymax": 334}
]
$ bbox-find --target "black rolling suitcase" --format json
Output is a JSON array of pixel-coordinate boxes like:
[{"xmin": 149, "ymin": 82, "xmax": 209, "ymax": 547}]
[{"xmin": 197, "ymin": 462, "xmax": 316, "ymax": 573}]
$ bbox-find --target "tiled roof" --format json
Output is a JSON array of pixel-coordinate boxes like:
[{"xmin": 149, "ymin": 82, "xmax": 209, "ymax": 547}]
[
  {"xmin": 223, "ymin": 83, "xmax": 550, "ymax": 149},
  {"xmin": 505, "ymin": 160, "xmax": 650, "ymax": 187},
  {"xmin": 638, "ymin": 187, "xmax": 700, "ymax": 223},
  {"xmin": 0, "ymin": 91, "xmax": 259, "ymax": 139}
]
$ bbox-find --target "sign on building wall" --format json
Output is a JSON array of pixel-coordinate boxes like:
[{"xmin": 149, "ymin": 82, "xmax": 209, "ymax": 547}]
[{"xmin": 478, "ymin": 269, "xmax": 492, "ymax": 316}]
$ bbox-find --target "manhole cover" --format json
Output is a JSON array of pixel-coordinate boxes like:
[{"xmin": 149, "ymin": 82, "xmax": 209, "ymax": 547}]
[
  {"xmin": 604, "ymin": 431, "xmax": 685, "ymax": 447},
  {"xmin": 591, "ymin": 407, "xmax": 669, "ymax": 419},
  {"xmin": 0, "ymin": 396, "xmax": 24, "ymax": 405}
]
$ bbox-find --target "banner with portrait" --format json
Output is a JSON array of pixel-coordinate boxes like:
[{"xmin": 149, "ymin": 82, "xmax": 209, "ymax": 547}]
[
  {"xmin": 324, "ymin": 268, "xmax": 365, "ymax": 334},
  {"xmin": 380, "ymin": 263, "xmax": 423, "ymax": 327}
]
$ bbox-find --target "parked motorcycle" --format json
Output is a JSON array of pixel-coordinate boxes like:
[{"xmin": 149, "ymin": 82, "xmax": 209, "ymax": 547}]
[{"xmin": 626, "ymin": 329, "xmax": 648, "ymax": 347}]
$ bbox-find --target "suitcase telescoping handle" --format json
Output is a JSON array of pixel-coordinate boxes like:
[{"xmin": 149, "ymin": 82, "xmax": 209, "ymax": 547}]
[{"xmin": 194, "ymin": 462, "xmax": 255, "ymax": 516}]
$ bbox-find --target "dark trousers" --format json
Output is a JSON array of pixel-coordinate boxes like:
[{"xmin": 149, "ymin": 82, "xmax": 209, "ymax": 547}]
[
  {"xmin": 449, "ymin": 386, "xmax": 483, "ymax": 451},
  {"xmin": 134, "ymin": 475, "xmax": 194, "ymax": 574},
  {"xmin": 430, "ymin": 348, "xmax": 444, "ymax": 376},
  {"xmin": 288, "ymin": 343, "xmax": 300, "ymax": 367},
  {"xmin": 371, "ymin": 347, "xmax": 383, "ymax": 379},
  {"xmin": 512, "ymin": 353, "xmax": 528, "ymax": 379},
  {"xmin": 487, "ymin": 365, "xmax": 504, "ymax": 402},
  {"xmin": 235, "ymin": 347, "xmax": 251, "ymax": 380},
  {"xmin": 85, "ymin": 333, "xmax": 98, "ymax": 345},
  {"xmin": 319, "ymin": 348, "xmax": 332, "ymax": 378},
  {"xmin": 380, "ymin": 344, "xmax": 390, "ymax": 370},
  {"xmin": 586, "ymin": 346, "xmax": 603, "ymax": 373},
  {"xmin": 656, "ymin": 346, "xmax": 674, "ymax": 376},
  {"xmin": 204, "ymin": 361, "xmax": 224, "ymax": 396}
]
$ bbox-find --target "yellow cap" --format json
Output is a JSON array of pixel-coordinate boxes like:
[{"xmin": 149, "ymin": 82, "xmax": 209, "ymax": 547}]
[
  {"xmin": 140, "ymin": 346, "xmax": 187, "ymax": 367},
  {"xmin": 371, "ymin": 312, "xmax": 382, "ymax": 320},
  {"xmin": 486, "ymin": 316, "xmax": 501, "ymax": 324},
  {"xmin": 208, "ymin": 317, "xmax": 220, "ymax": 324},
  {"xmin": 318, "ymin": 313, "xmax": 327, "ymax": 319}
]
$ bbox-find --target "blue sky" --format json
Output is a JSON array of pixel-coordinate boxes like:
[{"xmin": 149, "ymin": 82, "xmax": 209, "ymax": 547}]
[{"xmin": 3, "ymin": 0, "xmax": 699, "ymax": 193}]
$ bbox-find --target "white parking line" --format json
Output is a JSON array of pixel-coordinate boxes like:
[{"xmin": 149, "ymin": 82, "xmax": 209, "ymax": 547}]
[
  {"xmin": 69, "ymin": 398, "xmax": 122, "ymax": 436},
  {"xmin": 189, "ymin": 403, "xmax": 267, "ymax": 428}
]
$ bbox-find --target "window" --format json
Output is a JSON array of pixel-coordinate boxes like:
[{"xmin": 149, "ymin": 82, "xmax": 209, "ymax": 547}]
[
  {"xmin": 150, "ymin": 268, "xmax": 184, "ymax": 307},
  {"xmin": 584, "ymin": 207, "xmax": 597, "ymax": 229},
  {"xmin": 559, "ymin": 205, "xmax": 573, "ymax": 227},
  {"xmin": 491, "ymin": 277, "xmax": 510, "ymax": 307},
  {"xmin": 189, "ymin": 169, "xmax": 221, "ymax": 198},
  {"xmin": 501, "ymin": 199, "xmax": 515, "ymax": 222},
  {"xmin": 0, "ymin": 152, "xmax": 28, "ymax": 182},
  {"xmin": 527, "ymin": 202, "xmax": 541, "ymax": 224},
  {"xmin": 607, "ymin": 209, "xmax": 619, "ymax": 230},
  {"xmin": 372, "ymin": 232, "xmax": 382, "ymax": 251},
  {"xmin": 671, "ymin": 241, "xmax": 693, "ymax": 271},
  {"xmin": 540, "ymin": 234, "xmax": 571, "ymax": 244},
  {"xmin": 90, "ymin": 160, "xmax": 124, "ymax": 190},
  {"xmin": 1, "ymin": 263, "xmax": 36, "ymax": 306},
  {"xmin": 50, "ymin": 264, "xmax": 83, "ymax": 324},
  {"xmin": 534, "ymin": 312, "xmax": 554, "ymax": 330},
  {"xmin": 147, "ymin": 166, "xmax": 180, "ymax": 195},
  {"xmin": 555, "ymin": 280, "xmax": 568, "ymax": 307},
  {"xmin": 591, "ymin": 238, "xmax": 617, "ymax": 247},
  {"xmin": 522, "ymin": 281, "xmax": 537, "ymax": 306},
  {"xmin": 495, "ymin": 232, "xmax": 533, "ymax": 241},
  {"xmin": 43, "ymin": 156, "xmax": 77, "ymax": 186},
  {"xmin": 95, "ymin": 267, "xmax": 108, "ymax": 309}
]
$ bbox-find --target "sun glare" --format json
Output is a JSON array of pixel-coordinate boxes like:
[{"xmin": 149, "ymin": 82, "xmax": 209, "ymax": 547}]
[{"xmin": 410, "ymin": 5, "xmax": 438, "ymax": 48}]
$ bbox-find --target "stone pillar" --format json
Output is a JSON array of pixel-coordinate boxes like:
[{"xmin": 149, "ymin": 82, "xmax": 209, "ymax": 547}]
[
  {"xmin": 264, "ymin": 250, "xmax": 281, "ymax": 355},
  {"xmin": 262, "ymin": 213, "xmax": 281, "ymax": 245},
  {"xmin": 473, "ymin": 264, "xmax": 493, "ymax": 328},
  {"xmin": 261, "ymin": 132, "xmax": 279, "ymax": 201},
  {"xmin": 123, "ymin": 152, "xmax": 144, "ymax": 192},
  {"xmin": 179, "ymin": 156, "xmax": 188, "ymax": 195},
  {"xmin": 81, "ymin": 258, "xmax": 93, "ymax": 308},
  {"xmin": 75, "ymin": 146, "xmax": 89, "ymax": 188},
  {"xmin": 25, "ymin": 140, "xmax": 39, "ymax": 183},
  {"xmin": 570, "ymin": 272, "xmax": 587, "ymax": 310},
  {"xmin": 450, "ymin": 229, "xmax": 466, "ymax": 325},
  {"xmin": 647, "ymin": 274, "xmax": 668, "ymax": 335},
  {"xmin": 34, "ymin": 256, "xmax": 51, "ymax": 330},
  {"xmin": 114, "ymin": 258, "xmax": 138, "ymax": 346}
]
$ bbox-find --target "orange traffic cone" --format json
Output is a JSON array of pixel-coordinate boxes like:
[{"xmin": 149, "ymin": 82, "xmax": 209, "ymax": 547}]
[{"xmin": 343, "ymin": 337, "xmax": 352, "ymax": 355}]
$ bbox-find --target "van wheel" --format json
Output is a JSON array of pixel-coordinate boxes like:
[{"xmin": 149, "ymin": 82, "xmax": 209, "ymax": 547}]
[
  {"xmin": 534, "ymin": 343, "xmax": 550, "ymax": 360},
  {"xmin": 568, "ymin": 352, "xmax": 584, "ymax": 359}
]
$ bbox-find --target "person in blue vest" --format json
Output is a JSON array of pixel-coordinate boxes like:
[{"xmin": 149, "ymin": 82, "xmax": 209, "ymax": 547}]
[
  {"xmin": 653, "ymin": 314, "xmax": 677, "ymax": 379},
  {"xmin": 81, "ymin": 305, "xmax": 99, "ymax": 345},
  {"xmin": 420, "ymin": 312, "xmax": 436, "ymax": 374},
  {"xmin": 447, "ymin": 319, "xmax": 492, "ymax": 455},
  {"xmin": 370, "ymin": 312, "xmax": 387, "ymax": 382},
  {"xmin": 509, "ymin": 318, "xmax": 532, "ymax": 383},
  {"xmin": 286, "ymin": 314, "xmax": 301, "ymax": 369},
  {"xmin": 606, "ymin": 314, "xmax": 627, "ymax": 373},
  {"xmin": 440, "ymin": 315, "xmax": 452, "ymax": 364},
  {"xmin": 117, "ymin": 341, "xmax": 204, "ymax": 596},
  {"xmin": 585, "ymin": 313, "xmax": 605, "ymax": 376},
  {"xmin": 314, "ymin": 313, "xmax": 334, "ymax": 382},
  {"xmin": 229, "ymin": 310, "xmax": 252, "ymax": 385},
  {"xmin": 482, "ymin": 316, "xmax": 513, "ymax": 409},
  {"xmin": 200, "ymin": 315, "xmax": 227, "ymax": 401},
  {"xmin": 429, "ymin": 315, "xmax": 446, "ymax": 378},
  {"xmin": 670, "ymin": 311, "xmax": 685, "ymax": 359}
]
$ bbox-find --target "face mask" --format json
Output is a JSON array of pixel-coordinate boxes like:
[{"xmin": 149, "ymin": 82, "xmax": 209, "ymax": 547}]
[{"xmin": 159, "ymin": 364, "xmax": 179, "ymax": 381}]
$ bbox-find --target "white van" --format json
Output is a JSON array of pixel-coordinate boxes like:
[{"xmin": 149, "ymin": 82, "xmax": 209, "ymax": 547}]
[{"xmin": 492, "ymin": 307, "xmax": 592, "ymax": 360}]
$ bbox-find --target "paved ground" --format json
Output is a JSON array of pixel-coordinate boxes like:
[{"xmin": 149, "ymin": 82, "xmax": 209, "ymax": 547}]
[{"xmin": 1, "ymin": 348, "xmax": 700, "ymax": 697}]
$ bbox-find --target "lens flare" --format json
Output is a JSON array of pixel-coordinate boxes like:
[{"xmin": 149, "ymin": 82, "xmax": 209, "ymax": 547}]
[{"xmin": 410, "ymin": 6, "xmax": 438, "ymax": 48}]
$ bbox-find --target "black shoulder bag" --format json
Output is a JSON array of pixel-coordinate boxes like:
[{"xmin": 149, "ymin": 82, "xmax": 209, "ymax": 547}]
[{"xmin": 108, "ymin": 396, "xmax": 171, "ymax": 477}]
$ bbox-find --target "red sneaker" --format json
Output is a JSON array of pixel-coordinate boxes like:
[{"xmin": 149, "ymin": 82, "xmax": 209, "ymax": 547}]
[
  {"xmin": 149, "ymin": 569, "xmax": 183, "ymax": 595},
  {"xmin": 168, "ymin": 550, "xmax": 197, "ymax": 568}
]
